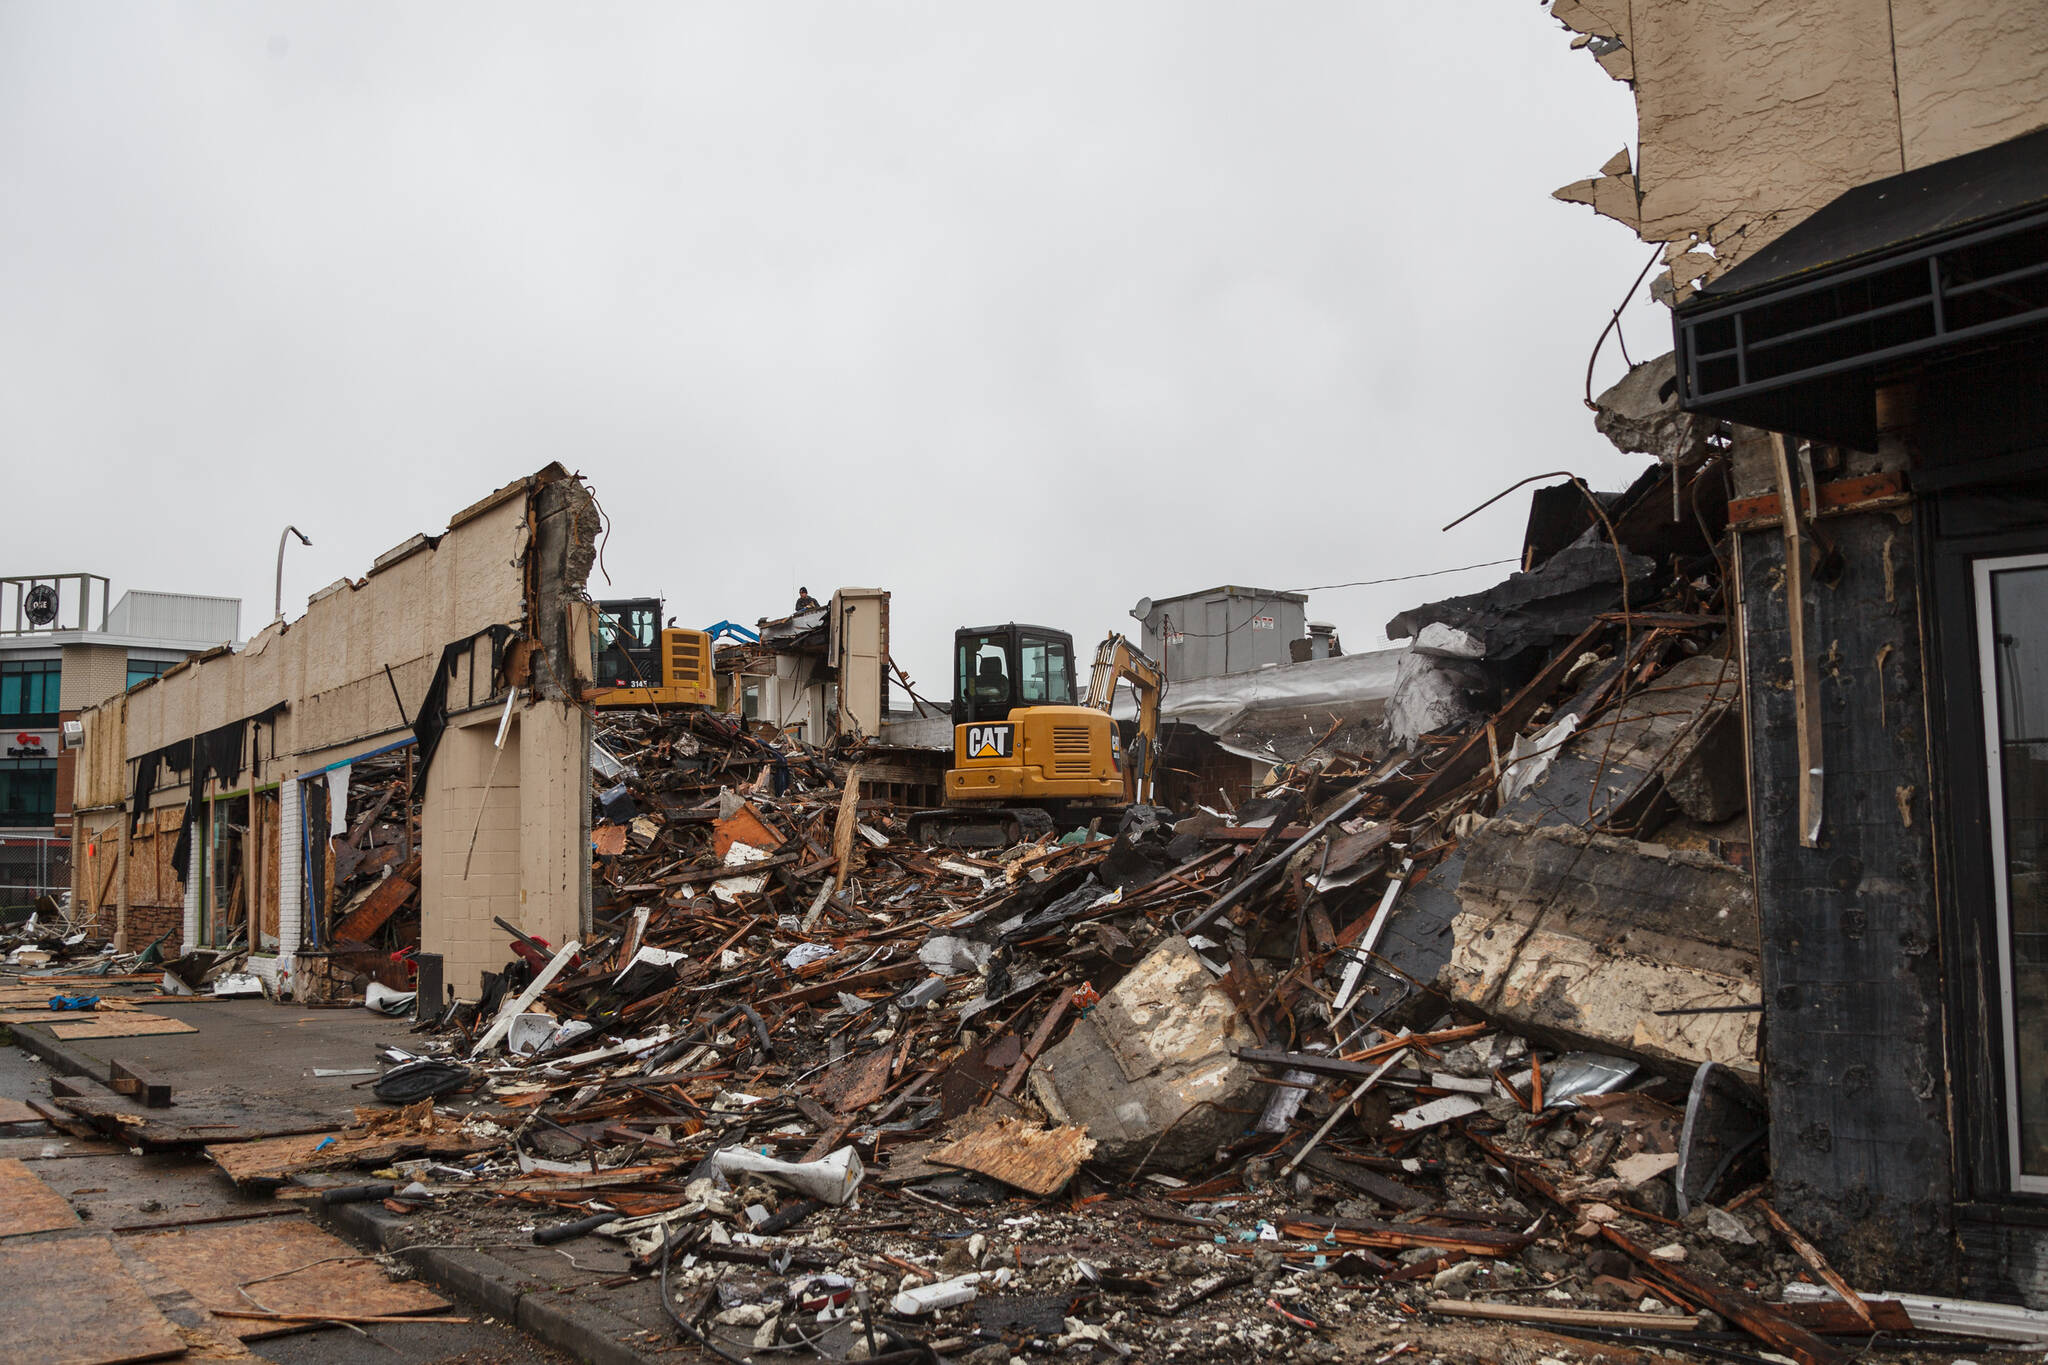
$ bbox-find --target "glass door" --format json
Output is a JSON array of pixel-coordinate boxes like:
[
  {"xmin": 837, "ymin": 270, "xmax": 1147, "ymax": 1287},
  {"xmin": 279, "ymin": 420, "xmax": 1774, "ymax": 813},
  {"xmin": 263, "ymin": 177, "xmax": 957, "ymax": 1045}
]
[{"xmin": 1976, "ymin": 552, "xmax": 2048, "ymax": 1191}]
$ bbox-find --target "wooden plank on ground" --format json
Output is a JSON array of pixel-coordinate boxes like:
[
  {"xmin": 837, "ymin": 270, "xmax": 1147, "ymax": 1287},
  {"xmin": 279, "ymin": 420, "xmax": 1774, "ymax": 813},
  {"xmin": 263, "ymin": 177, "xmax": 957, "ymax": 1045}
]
[
  {"xmin": 0, "ymin": 1096, "xmax": 45, "ymax": 1124},
  {"xmin": 206, "ymin": 1125, "xmax": 488, "ymax": 1188},
  {"xmin": 0, "ymin": 1154, "xmax": 82, "ymax": 1236},
  {"xmin": 0, "ymin": 1234, "xmax": 187, "ymax": 1364},
  {"xmin": 929, "ymin": 1116, "xmax": 1095, "ymax": 1196},
  {"xmin": 48, "ymin": 1014, "xmax": 198, "ymax": 1040},
  {"xmin": 126, "ymin": 1219, "xmax": 450, "ymax": 1339}
]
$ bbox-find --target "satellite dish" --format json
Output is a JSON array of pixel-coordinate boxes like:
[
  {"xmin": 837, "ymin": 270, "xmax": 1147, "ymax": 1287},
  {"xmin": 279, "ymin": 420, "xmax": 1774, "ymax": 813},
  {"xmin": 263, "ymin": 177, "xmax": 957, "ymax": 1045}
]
[
  {"xmin": 23, "ymin": 584, "xmax": 59, "ymax": 627},
  {"xmin": 1130, "ymin": 597, "xmax": 1153, "ymax": 623}
]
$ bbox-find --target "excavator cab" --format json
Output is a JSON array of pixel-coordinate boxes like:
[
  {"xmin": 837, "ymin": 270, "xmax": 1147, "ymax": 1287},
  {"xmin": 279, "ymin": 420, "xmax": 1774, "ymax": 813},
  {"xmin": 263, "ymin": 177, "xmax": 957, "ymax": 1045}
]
[
  {"xmin": 590, "ymin": 597, "xmax": 716, "ymax": 709},
  {"xmin": 596, "ymin": 598, "xmax": 663, "ymax": 689},
  {"xmin": 952, "ymin": 624, "xmax": 1079, "ymax": 723}
]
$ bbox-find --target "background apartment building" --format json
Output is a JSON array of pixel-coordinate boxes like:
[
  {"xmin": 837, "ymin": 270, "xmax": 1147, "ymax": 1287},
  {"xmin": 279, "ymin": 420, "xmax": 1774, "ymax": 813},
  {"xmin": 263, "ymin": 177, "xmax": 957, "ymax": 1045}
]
[{"xmin": 0, "ymin": 574, "xmax": 238, "ymax": 907}]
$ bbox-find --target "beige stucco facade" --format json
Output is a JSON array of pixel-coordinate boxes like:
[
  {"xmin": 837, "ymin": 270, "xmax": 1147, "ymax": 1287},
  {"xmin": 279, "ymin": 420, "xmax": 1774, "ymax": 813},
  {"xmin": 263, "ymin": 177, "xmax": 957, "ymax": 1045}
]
[
  {"xmin": 1549, "ymin": 0, "xmax": 2048, "ymax": 299},
  {"xmin": 71, "ymin": 465, "xmax": 598, "ymax": 996}
]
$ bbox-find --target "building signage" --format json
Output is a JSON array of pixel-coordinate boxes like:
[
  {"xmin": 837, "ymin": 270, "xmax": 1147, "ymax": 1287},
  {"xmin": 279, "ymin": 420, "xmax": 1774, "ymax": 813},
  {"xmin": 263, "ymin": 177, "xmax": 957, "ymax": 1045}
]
[
  {"xmin": 1251, "ymin": 615, "xmax": 1276, "ymax": 630},
  {"xmin": 6, "ymin": 731, "xmax": 52, "ymax": 759}
]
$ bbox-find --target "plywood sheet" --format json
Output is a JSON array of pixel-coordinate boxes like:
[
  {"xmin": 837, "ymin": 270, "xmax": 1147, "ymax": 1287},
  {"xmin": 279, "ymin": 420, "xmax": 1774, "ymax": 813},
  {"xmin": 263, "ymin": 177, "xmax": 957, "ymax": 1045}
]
[
  {"xmin": 929, "ymin": 1117, "xmax": 1096, "ymax": 1196},
  {"xmin": 0, "ymin": 1096, "xmax": 45, "ymax": 1124},
  {"xmin": 0, "ymin": 1008, "xmax": 141, "ymax": 1025},
  {"xmin": 0, "ymin": 1154, "xmax": 82, "ymax": 1236},
  {"xmin": 0, "ymin": 1234, "xmax": 187, "ymax": 1364},
  {"xmin": 127, "ymin": 1220, "xmax": 450, "ymax": 1337},
  {"xmin": 48, "ymin": 1014, "xmax": 198, "ymax": 1040}
]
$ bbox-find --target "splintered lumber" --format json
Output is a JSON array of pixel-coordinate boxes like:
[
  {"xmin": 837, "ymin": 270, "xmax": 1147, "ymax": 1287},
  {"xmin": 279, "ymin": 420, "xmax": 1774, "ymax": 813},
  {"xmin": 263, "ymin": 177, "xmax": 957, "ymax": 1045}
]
[
  {"xmin": 1775, "ymin": 1299, "xmax": 1916, "ymax": 1334},
  {"xmin": 1602, "ymin": 1225, "xmax": 1847, "ymax": 1365},
  {"xmin": 833, "ymin": 765, "xmax": 863, "ymax": 892},
  {"xmin": 0, "ymin": 1096, "xmax": 42, "ymax": 1123},
  {"xmin": 0, "ymin": 1234, "xmax": 187, "ymax": 1365},
  {"xmin": 997, "ymin": 991, "xmax": 1073, "ymax": 1098},
  {"xmin": 0, "ymin": 1156, "xmax": 81, "ymax": 1236},
  {"xmin": 46, "ymin": 1013, "xmax": 197, "ymax": 1040},
  {"xmin": 929, "ymin": 1117, "xmax": 1095, "ymax": 1196},
  {"xmin": 125, "ymin": 1219, "xmax": 451, "ymax": 1339},
  {"xmin": 329, "ymin": 861, "xmax": 419, "ymax": 943},
  {"xmin": 759, "ymin": 961, "xmax": 920, "ymax": 1010},
  {"xmin": 1280, "ymin": 1213, "xmax": 1532, "ymax": 1258},
  {"xmin": 1427, "ymin": 1301, "xmax": 1700, "ymax": 1331},
  {"xmin": 1757, "ymin": 1199, "xmax": 1874, "ymax": 1328},
  {"xmin": 1297, "ymin": 1152, "xmax": 1433, "ymax": 1211}
]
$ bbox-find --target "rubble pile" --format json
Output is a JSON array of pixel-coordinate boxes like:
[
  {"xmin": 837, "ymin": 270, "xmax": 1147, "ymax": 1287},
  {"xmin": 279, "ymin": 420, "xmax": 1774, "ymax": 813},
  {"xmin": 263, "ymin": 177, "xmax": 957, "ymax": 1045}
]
[
  {"xmin": 281, "ymin": 527, "xmax": 2012, "ymax": 1359},
  {"xmin": 19, "ymin": 466, "xmax": 2030, "ymax": 1359}
]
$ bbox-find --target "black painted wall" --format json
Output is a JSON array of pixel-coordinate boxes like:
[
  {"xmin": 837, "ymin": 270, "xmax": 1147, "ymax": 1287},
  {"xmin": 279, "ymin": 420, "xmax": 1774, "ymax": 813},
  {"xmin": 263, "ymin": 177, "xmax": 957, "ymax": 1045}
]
[{"xmin": 1740, "ymin": 503, "xmax": 1956, "ymax": 1285}]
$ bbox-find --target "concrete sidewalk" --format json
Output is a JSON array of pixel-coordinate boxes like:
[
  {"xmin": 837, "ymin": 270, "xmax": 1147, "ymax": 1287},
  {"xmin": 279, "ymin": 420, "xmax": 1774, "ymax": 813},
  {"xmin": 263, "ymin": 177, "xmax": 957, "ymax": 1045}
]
[
  {"xmin": 7, "ymin": 996, "xmax": 691, "ymax": 1365},
  {"xmin": 0, "ymin": 1030, "xmax": 577, "ymax": 1365}
]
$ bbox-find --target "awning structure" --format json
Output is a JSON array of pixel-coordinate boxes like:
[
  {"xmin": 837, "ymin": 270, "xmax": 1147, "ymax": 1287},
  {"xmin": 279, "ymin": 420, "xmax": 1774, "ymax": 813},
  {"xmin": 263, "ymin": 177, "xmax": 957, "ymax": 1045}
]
[{"xmin": 1674, "ymin": 126, "xmax": 2048, "ymax": 449}]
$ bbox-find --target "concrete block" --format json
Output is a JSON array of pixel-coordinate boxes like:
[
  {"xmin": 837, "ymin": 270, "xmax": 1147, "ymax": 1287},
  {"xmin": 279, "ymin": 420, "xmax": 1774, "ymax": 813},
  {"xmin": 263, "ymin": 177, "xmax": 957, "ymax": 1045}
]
[
  {"xmin": 1439, "ymin": 818, "xmax": 1761, "ymax": 1087},
  {"xmin": 1029, "ymin": 935, "xmax": 1263, "ymax": 1172}
]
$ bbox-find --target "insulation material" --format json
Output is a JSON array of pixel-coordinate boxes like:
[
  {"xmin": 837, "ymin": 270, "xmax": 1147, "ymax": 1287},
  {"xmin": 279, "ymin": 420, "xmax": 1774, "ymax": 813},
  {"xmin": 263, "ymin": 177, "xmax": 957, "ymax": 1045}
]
[
  {"xmin": 326, "ymin": 765, "xmax": 351, "ymax": 837},
  {"xmin": 1111, "ymin": 647, "xmax": 1404, "ymax": 739}
]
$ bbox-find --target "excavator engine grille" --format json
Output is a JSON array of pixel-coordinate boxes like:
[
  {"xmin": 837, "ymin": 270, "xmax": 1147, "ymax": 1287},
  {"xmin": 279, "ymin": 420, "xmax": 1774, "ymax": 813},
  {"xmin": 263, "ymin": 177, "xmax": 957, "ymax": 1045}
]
[
  {"xmin": 668, "ymin": 634, "xmax": 705, "ymax": 684},
  {"xmin": 1051, "ymin": 726, "xmax": 1093, "ymax": 776}
]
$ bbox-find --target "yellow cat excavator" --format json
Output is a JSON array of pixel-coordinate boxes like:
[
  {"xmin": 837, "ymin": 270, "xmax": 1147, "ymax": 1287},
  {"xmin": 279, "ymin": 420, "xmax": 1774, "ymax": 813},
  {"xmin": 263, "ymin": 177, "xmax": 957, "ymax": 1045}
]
[
  {"xmin": 588, "ymin": 598, "xmax": 716, "ymax": 709},
  {"xmin": 907, "ymin": 624, "xmax": 1164, "ymax": 847}
]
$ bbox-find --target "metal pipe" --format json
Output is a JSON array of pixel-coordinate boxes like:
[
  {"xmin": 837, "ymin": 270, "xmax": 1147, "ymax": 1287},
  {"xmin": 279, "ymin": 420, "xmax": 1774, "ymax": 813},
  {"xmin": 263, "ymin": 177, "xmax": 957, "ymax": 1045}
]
[{"xmin": 274, "ymin": 525, "xmax": 312, "ymax": 624}]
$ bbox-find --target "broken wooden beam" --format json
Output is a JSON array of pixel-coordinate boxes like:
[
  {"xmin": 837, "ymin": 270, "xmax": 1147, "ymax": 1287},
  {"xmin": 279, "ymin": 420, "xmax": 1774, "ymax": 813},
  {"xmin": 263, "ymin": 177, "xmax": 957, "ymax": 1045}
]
[
  {"xmin": 109, "ymin": 1059, "xmax": 172, "ymax": 1109},
  {"xmin": 1601, "ymin": 1225, "xmax": 1847, "ymax": 1365},
  {"xmin": 1279, "ymin": 1213, "xmax": 1532, "ymax": 1257}
]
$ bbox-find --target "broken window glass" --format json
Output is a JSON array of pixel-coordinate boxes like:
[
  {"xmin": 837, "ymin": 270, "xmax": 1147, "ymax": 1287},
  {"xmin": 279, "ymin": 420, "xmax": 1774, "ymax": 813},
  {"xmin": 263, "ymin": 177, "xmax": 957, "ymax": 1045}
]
[{"xmin": 1979, "ymin": 553, "xmax": 2048, "ymax": 1189}]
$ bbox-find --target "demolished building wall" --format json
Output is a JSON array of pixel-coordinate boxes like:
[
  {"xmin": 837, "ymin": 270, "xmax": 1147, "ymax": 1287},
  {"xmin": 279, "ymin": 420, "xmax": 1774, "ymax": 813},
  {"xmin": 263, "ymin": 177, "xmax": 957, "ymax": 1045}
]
[
  {"xmin": 1547, "ymin": 0, "xmax": 2048, "ymax": 300},
  {"xmin": 71, "ymin": 465, "xmax": 598, "ymax": 998},
  {"xmin": 1725, "ymin": 427, "xmax": 1956, "ymax": 1286}
]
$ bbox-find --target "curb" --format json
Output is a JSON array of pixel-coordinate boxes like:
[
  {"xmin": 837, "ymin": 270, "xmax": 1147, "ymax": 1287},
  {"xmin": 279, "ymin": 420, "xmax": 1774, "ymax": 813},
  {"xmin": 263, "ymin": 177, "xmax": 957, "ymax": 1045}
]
[
  {"xmin": 317, "ymin": 1197, "xmax": 672, "ymax": 1365},
  {"xmin": 7, "ymin": 1022, "xmax": 105, "ymax": 1079}
]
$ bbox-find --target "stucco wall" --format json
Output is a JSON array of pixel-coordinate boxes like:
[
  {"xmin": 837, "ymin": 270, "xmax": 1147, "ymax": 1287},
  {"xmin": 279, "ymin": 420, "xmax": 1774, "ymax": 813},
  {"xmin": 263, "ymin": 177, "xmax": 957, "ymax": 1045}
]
[
  {"xmin": 1548, "ymin": 0, "xmax": 2048, "ymax": 298},
  {"xmin": 69, "ymin": 466, "xmax": 596, "ymax": 987}
]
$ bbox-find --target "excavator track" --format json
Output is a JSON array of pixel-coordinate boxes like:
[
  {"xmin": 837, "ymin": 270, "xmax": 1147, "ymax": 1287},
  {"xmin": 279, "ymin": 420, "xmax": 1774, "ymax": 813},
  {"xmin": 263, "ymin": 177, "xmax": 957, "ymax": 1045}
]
[{"xmin": 904, "ymin": 806, "xmax": 1058, "ymax": 850}]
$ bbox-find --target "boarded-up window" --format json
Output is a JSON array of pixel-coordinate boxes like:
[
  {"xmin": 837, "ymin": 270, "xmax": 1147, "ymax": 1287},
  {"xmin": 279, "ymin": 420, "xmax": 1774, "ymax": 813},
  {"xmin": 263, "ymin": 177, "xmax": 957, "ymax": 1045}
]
[{"xmin": 125, "ymin": 807, "xmax": 187, "ymax": 912}]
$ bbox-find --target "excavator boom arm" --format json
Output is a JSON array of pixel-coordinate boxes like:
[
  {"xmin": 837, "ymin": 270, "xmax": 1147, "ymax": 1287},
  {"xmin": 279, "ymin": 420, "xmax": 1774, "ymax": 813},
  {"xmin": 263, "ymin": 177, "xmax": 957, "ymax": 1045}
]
[{"xmin": 1086, "ymin": 633, "xmax": 1165, "ymax": 805}]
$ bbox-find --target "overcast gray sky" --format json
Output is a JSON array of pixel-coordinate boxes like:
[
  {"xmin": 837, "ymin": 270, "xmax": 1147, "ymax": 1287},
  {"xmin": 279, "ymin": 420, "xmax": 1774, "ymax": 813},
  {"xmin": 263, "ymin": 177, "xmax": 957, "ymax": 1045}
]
[{"xmin": 1, "ymin": 2, "xmax": 1656, "ymax": 689}]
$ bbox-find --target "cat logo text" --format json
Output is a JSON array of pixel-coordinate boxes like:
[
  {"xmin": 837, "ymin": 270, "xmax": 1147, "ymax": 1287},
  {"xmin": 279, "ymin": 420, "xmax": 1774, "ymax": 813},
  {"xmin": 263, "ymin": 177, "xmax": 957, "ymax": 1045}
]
[{"xmin": 965, "ymin": 724, "xmax": 1015, "ymax": 760}]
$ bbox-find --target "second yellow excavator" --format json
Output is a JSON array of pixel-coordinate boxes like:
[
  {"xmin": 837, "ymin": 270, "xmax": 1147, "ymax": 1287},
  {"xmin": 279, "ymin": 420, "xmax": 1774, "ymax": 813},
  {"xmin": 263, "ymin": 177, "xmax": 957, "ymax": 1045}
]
[{"xmin": 906, "ymin": 624, "xmax": 1165, "ymax": 846}]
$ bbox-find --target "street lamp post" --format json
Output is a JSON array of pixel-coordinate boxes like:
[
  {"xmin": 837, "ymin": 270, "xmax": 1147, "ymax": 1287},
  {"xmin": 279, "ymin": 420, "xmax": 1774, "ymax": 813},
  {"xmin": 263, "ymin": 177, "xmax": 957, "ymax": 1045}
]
[{"xmin": 274, "ymin": 525, "xmax": 313, "ymax": 624}]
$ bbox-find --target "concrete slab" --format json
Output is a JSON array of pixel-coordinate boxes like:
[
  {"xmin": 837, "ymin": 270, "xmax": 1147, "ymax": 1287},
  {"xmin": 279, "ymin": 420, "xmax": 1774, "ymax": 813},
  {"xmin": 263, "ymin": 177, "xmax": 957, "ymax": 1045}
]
[{"xmin": 1029, "ymin": 934, "xmax": 1264, "ymax": 1171}]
